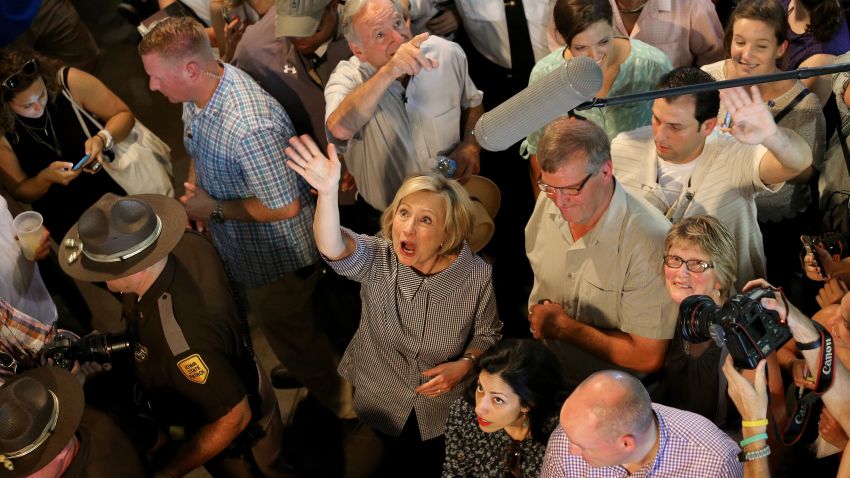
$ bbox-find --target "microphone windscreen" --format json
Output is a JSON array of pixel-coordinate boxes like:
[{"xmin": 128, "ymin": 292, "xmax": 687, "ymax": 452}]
[{"xmin": 473, "ymin": 56, "xmax": 603, "ymax": 152}]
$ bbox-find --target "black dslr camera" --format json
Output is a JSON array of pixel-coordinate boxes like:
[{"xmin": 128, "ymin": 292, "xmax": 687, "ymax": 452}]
[
  {"xmin": 678, "ymin": 287, "xmax": 791, "ymax": 369},
  {"xmin": 42, "ymin": 330, "xmax": 134, "ymax": 370}
]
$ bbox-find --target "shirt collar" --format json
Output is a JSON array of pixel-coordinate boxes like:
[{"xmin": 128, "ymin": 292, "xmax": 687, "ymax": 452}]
[
  {"xmin": 545, "ymin": 181, "xmax": 628, "ymax": 250},
  {"xmin": 313, "ymin": 39, "xmax": 330, "ymax": 58},
  {"xmin": 643, "ymin": 406, "xmax": 671, "ymax": 475},
  {"xmin": 395, "ymin": 242, "xmax": 475, "ymax": 302},
  {"xmin": 185, "ymin": 61, "xmax": 231, "ymax": 119}
]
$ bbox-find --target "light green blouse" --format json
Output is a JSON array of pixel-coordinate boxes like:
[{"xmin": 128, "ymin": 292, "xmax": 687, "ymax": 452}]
[{"xmin": 520, "ymin": 38, "xmax": 672, "ymax": 158}]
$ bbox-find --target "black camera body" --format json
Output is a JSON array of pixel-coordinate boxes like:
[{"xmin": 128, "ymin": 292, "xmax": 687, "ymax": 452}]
[
  {"xmin": 43, "ymin": 331, "xmax": 133, "ymax": 370},
  {"xmin": 679, "ymin": 287, "xmax": 791, "ymax": 369}
]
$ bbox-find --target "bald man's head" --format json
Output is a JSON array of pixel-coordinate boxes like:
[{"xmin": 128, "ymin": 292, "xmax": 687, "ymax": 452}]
[{"xmin": 565, "ymin": 371, "xmax": 654, "ymax": 441}]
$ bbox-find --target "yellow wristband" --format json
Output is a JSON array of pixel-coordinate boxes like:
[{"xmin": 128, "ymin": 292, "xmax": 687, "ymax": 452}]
[{"xmin": 741, "ymin": 419, "xmax": 768, "ymax": 428}]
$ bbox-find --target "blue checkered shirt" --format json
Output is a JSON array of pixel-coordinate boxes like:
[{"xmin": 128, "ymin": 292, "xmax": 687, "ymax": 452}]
[
  {"xmin": 182, "ymin": 64, "xmax": 318, "ymax": 287},
  {"xmin": 540, "ymin": 404, "xmax": 743, "ymax": 477}
]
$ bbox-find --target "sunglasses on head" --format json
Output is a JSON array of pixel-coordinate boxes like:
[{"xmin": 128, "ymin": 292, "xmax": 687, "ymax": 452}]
[{"xmin": 2, "ymin": 58, "xmax": 38, "ymax": 92}]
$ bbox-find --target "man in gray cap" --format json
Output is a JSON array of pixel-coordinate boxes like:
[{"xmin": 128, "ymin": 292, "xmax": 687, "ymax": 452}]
[
  {"xmin": 232, "ymin": 0, "xmax": 351, "ymax": 150},
  {"xmin": 60, "ymin": 193, "xmax": 293, "ymax": 478}
]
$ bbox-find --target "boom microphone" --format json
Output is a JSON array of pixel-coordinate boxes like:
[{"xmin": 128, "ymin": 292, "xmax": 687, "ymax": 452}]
[
  {"xmin": 576, "ymin": 61, "xmax": 850, "ymax": 110},
  {"xmin": 472, "ymin": 56, "xmax": 603, "ymax": 152}
]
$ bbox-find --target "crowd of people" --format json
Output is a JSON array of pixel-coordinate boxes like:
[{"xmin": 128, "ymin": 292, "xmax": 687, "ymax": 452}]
[{"xmin": 4, "ymin": 0, "xmax": 850, "ymax": 477}]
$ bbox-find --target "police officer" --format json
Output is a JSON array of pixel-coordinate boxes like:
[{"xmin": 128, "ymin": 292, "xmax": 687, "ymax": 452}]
[
  {"xmin": 0, "ymin": 367, "xmax": 147, "ymax": 477},
  {"xmin": 59, "ymin": 193, "xmax": 292, "ymax": 478}
]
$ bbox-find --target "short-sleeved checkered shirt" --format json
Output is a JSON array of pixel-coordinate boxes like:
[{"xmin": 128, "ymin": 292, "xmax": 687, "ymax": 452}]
[
  {"xmin": 540, "ymin": 403, "xmax": 743, "ymax": 478},
  {"xmin": 182, "ymin": 64, "xmax": 318, "ymax": 287}
]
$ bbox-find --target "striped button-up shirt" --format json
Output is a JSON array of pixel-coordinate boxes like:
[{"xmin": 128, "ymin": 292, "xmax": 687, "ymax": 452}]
[
  {"xmin": 183, "ymin": 64, "xmax": 318, "ymax": 287},
  {"xmin": 329, "ymin": 230, "xmax": 502, "ymax": 440},
  {"xmin": 540, "ymin": 403, "xmax": 743, "ymax": 477}
]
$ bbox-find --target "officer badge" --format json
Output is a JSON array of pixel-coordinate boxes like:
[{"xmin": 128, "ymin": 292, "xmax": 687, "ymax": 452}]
[
  {"xmin": 177, "ymin": 354, "xmax": 210, "ymax": 384},
  {"xmin": 134, "ymin": 343, "xmax": 149, "ymax": 362}
]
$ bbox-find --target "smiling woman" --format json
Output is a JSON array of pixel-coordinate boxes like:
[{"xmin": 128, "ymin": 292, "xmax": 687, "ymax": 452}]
[
  {"xmin": 701, "ymin": 0, "xmax": 825, "ymax": 297},
  {"xmin": 520, "ymin": 0, "xmax": 671, "ymax": 197}
]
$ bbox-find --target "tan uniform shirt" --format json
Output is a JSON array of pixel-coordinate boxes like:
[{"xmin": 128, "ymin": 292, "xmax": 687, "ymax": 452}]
[{"xmin": 525, "ymin": 182, "xmax": 676, "ymax": 388}]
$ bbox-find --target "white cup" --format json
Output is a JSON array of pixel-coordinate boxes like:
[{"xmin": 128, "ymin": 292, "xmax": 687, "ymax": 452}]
[{"xmin": 13, "ymin": 211, "xmax": 43, "ymax": 261}]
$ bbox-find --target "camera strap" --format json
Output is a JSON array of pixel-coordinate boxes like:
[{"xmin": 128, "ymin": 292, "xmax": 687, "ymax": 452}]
[{"xmin": 781, "ymin": 322, "xmax": 835, "ymax": 445}]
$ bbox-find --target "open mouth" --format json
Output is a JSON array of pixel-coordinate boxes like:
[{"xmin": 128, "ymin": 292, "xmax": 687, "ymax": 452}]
[{"xmin": 400, "ymin": 240, "xmax": 416, "ymax": 256}]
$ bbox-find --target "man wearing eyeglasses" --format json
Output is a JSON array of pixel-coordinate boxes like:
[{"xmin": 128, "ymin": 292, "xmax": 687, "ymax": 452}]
[
  {"xmin": 611, "ymin": 67, "xmax": 812, "ymax": 291},
  {"xmin": 525, "ymin": 116, "xmax": 676, "ymax": 392}
]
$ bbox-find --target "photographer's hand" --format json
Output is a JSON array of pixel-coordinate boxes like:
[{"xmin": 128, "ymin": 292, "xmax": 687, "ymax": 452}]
[
  {"xmin": 722, "ymin": 355, "xmax": 768, "ymax": 423},
  {"xmin": 803, "ymin": 250, "xmax": 828, "ymax": 281},
  {"xmin": 70, "ymin": 360, "xmax": 112, "ymax": 386}
]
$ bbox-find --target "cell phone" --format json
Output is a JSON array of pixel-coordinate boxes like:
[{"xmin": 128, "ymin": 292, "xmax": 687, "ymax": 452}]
[
  {"xmin": 802, "ymin": 235, "xmax": 826, "ymax": 279},
  {"xmin": 72, "ymin": 153, "xmax": 92, "ymax": 171},
  {"xmin": 221, "ymin": 6, "xmax": 239, "ymax": 24}
]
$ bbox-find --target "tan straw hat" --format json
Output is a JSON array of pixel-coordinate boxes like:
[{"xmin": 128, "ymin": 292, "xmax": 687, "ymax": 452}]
[{"xmin": 463, "ymin": 176, "xmax": 500, "ymax": 252}]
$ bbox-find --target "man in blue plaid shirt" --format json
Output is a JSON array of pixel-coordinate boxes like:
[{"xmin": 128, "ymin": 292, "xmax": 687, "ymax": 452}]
[{"xmin": 139, "ymin": 17, "xmax": 353, "ymax": 421}]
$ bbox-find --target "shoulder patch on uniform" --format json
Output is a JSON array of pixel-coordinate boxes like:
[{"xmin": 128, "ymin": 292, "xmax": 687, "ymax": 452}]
[{"xmin": 177, "ymin": 354, "xmax": 210, "ymax": 384}]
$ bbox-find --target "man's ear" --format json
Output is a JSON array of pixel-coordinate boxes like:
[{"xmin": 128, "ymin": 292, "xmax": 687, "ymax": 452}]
[
  {"xmin": 701, "ymin": 117, "xmax": 718, "ymax": 136},
  {"xmin": 349, "ymin": 41, "xmax": 367, "ymax": 62},
  {"xmin": 184, "ymin": 61, "xmax": 201, "ymax": 81},
  {"xmin": 621, "ymin": 434, "xmax": 637, "ymax": 452}
]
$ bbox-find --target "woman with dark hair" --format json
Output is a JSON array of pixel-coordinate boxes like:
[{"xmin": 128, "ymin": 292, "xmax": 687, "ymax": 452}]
[
  {"xmin": 442, "ymin": 339, "xmax": 565, "ymax": 477},
  {"xmin": 784, "ymin": 0, "xmax": 850, "ymax": 71},
  {"xmin": 784, "ymin": 0, "xmax": 850, "ymax": 105},
  {"xmin": 702, "ymin": 0, "xmax": 825, "ymax": 295},
  {"xmin": 521, "ymin": 0, "xmax": 670, "ymax": 196},
  {"xmin": 0, "ymin": 49, "xmax": 130, "ymax": 238}
]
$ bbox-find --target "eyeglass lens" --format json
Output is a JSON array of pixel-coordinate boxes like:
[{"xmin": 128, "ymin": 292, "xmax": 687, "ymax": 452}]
[{"xmin": 664, "ymin": 255, "xmax": 710, "ymax": 273}]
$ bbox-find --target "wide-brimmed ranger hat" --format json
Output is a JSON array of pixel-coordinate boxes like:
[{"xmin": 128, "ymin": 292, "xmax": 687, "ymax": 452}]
[
  {"xmin": 60, "ymin": 193, "xmax": 186, "ymax": 283},
  {"xmin": 0, "ymin": 367, "xmax": 84, "ymax": 477},
  {"xmin": 462, "ymin": 176, "xmax": 501, "ymax": 252}
]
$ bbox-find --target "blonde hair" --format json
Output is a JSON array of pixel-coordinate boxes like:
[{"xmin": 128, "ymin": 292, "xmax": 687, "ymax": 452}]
[
  {"xmin": 380, "ymin": 174, "xmax": 474, "ymax": 256},
  {"xmin": 664, "ymin": 215, "xmax": 738, "ymax": 300},
  {"xmin": 138, "ymin": 17, "xmax": 214, "ymax": 62}
]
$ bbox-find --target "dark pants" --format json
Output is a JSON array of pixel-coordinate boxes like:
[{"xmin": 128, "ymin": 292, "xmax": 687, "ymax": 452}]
[
  {"xmin": 455, "ymin": 28, "xmax": 536, "ymax": 338},
  {"xmin": 373, "ymin": 411, "xmax": 446, "ymax": 478}
]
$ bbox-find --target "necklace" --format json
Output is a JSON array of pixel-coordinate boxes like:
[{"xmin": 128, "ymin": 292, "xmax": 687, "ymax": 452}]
[
  {"xmin": 615, "ymin": 0, "xmax": 647, "ymax": 14},
  {"xmin": 16, "ymin": 107, "xmax": 62, "ymax": 157}
]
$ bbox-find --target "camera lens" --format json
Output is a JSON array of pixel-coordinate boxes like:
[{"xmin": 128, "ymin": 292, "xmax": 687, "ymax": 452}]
[{"xmin": 678, "ymin": 295, "xmax": 719, "ymax": 343}]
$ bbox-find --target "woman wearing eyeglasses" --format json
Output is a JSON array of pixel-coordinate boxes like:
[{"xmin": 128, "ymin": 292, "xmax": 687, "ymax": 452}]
[
  {"xmin": 657, "ymin": 215, "xmax": 785, "ymax": 429},
  {"xmin": 0, "ymin": 50, "xmax": 130, "ymax": 238},
  {"xmin": 442, "ymin": 339, "xmax": 565, "ymax": 478}
]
